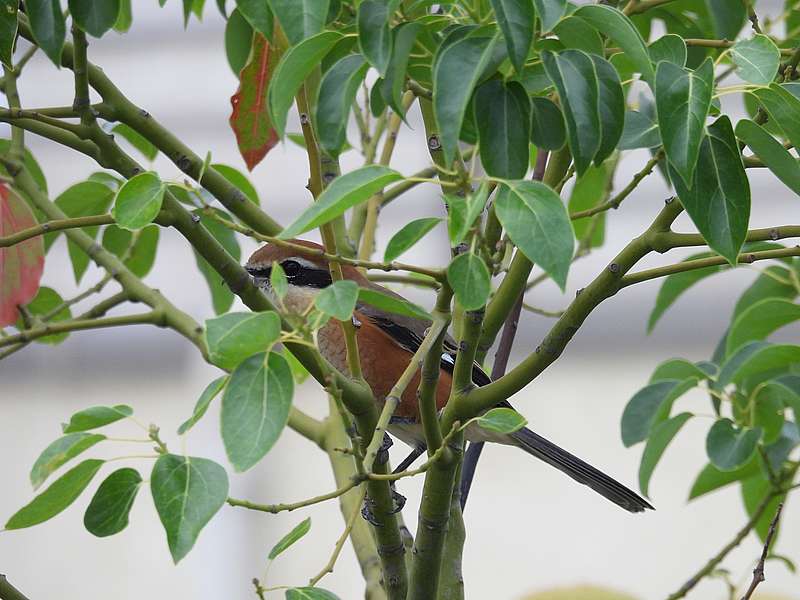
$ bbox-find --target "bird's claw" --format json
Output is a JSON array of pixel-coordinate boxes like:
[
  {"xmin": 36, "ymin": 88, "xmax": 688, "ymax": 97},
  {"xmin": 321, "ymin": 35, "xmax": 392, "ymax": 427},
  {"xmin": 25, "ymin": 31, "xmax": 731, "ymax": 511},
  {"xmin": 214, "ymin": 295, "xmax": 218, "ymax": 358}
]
[
  {"xmin": 361, "ymin": 494, "xmax": 380, "ymax": 526},
  {"xmin": 360, "ymin": 486, "xmax": 406, "ymax": 525},
  {"xmin": 375, "ymin": 432, "xmax": 393, "ymax": 466},
  {"xmin": 390, "ymin": 486, "xmax": 406, "ymax": 514}
]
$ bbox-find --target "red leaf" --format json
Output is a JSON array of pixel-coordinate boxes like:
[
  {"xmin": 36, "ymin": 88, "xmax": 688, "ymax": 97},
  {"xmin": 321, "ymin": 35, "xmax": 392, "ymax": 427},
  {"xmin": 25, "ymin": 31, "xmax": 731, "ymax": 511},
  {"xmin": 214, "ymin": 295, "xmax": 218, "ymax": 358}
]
[
  {"xmin": 229, "ymin": 33, "xmax": 282, "ymax": 171},
  {"xmin": 0, "ymin": 182, "xmax": 44, "ymax": 326}
]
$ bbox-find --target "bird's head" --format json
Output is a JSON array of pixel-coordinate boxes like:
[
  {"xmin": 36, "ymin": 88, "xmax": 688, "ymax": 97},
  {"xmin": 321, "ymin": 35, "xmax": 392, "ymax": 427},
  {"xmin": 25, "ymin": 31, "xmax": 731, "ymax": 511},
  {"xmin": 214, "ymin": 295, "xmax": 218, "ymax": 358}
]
[{"xmin": 245, "ymin": 240, "xmax": 363, "ymax": 313}]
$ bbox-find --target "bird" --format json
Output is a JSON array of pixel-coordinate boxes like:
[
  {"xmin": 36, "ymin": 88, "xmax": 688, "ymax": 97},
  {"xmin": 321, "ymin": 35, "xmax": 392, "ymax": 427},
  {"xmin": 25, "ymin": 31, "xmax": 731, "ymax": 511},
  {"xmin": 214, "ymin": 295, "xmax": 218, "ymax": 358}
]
[{"xmin": 245, "ymin": 239, "xmax": 653, "ymax": 513}]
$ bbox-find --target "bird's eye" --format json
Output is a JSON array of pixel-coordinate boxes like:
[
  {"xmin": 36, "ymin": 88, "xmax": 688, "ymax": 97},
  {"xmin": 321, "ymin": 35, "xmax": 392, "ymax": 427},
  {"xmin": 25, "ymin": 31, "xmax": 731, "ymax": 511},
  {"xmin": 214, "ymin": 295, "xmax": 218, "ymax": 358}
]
[{"xmin": 281, "ymin": 260, "xmax": 301, "ymax": 277}]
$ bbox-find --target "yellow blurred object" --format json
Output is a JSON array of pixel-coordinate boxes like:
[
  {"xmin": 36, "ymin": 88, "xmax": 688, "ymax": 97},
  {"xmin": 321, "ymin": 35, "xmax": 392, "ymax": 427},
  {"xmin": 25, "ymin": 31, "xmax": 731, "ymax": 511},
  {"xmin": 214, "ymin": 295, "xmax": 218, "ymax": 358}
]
[
  {"xmin": 751, "ymin": 595, "xmax": 798, "ymax": 600},
  {"xmin": 521, "ymin": 585, "xmax": 639, "ymax": 600}
]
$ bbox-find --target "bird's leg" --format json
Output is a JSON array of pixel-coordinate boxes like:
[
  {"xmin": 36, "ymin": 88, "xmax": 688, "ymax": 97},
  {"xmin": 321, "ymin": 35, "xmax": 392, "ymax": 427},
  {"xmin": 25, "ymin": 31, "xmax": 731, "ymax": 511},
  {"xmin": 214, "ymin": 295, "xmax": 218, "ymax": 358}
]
[{"xmin": 392, "ymin": 445, "xmax": 426, "ymax": 474}]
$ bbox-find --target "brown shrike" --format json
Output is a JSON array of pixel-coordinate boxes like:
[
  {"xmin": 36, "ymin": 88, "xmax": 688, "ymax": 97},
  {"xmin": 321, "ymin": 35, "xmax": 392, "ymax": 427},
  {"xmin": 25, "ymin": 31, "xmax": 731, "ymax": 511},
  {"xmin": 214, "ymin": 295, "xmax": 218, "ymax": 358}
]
[{"xmin": 245, "ymin": 240, "xmax": 652, "ymax": 513}]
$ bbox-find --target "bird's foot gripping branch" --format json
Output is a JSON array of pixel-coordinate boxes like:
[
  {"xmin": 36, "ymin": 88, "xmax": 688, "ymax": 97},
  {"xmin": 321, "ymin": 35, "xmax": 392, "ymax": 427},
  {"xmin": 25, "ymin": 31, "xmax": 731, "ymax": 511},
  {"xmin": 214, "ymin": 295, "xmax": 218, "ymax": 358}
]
[{"xmin": 2, "ymin": 2, "xmax": 800, "ymax": 600}]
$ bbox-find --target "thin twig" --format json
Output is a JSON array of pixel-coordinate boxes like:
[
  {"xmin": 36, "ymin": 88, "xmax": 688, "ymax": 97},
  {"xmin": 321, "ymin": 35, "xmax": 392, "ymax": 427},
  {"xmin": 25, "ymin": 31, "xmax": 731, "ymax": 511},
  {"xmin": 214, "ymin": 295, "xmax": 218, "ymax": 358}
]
[
  {"xmin": 0, "ymin": 214, "xmax": 114, "ymax": 247},
  {"xmin": 666, "ymin": 492, "xmax": 778, "ymax": 600},
  {"xmin": 740, "ymin": 503, "xmax": 784, "ymax": 600}
]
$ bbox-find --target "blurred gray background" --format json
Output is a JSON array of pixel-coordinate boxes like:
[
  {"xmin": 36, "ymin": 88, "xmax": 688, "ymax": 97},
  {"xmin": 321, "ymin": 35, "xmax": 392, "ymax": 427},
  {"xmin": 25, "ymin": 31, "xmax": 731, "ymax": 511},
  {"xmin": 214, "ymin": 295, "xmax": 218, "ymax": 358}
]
[{"xmin": 1, "ymin": 2, "xmax": 799, "ymax": 599}]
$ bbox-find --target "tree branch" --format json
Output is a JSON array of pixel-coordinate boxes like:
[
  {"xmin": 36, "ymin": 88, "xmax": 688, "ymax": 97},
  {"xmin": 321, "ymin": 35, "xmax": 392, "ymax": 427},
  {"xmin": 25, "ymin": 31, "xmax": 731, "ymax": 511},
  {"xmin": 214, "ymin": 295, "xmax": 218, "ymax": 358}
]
[
  {"xmin": 0, "ymin": 214, "xmax": 114, "ymax": 247},
  {"xmin": 0, "ymin": 574, "xmax": 30, "ymax": 600},
  {"xmin": 621, "ymin": 246, "xmax": 800, "ymax": 287},
  {"xmin": 0, "ymin": 312, "xmax": 162, "ymax": 347}
]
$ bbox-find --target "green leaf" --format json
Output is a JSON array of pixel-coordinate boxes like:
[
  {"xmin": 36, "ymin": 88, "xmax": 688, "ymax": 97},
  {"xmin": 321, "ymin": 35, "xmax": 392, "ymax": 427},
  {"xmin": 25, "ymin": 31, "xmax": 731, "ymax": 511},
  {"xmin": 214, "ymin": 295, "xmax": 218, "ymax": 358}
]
[
  {"xmin": 212, "ymin": 164, "xmax": 259, "ymax": 205},
  {"xmin": 655, "ymin": 59, "xmax": 713, "ymax": 188},
  {"xmin": 0, "ymin": 0, "xmax": 19, "ymax": 67},
  {"xmin": 446, "ymin": 183, "xmax": 489, "ymax": 246},
  {"xmin": 717, "ymin": 342, "xmax": 800, "ymax": 387},
  {"xmin": 221, "ymin": 352, "xmax": 294, "ymax": 471},
  {"xmin": 707, "ymin": 419, "xmax": 761, "ymax": 471},
  {"xmin": 112, "ymin": 172, "xmax": 166, "ymax": 231},
  {"xmin": 269, "ymin": 517, "xmax": 311, "ymax": 559},
  {"xmin": 30, "ymin": 433, "xmax": 105, "ymax": 490},
  {"xmin": 63, "ymin": 405, "xmax": 133, "ymax": 433},
  {"xmin": 754, "ymin": 384, "xmax": 785, "ymax": 444},
  {"xmin": 727, "ymin": 298, "xmax": 800, "ymax": 357},
  {"xmin": 648, "ymin": 251, "xmax": 723, "ymax": 331},
  {"xmin": 741, "ymin": 473, "xmax": 785, "ymax": 543},
  {"xmin": 315, "ymin": 280, "xmax": 359, "ymax": 321},
  {"xmin": 69, "ymin": 0, "xmax": 120, "ymax": 38},
  {"xmin": 17, "ymin": 286, "xmax": 72, "ymax": 344},
  {"xmin": 533, "ymin": 0, "xmax": 566, "ymax": 32},
  {"xmin": 151, "ymin": 454, "xmax": 229, "ymax": 562},
  {"xmin": 178, "ymin": 376, "xmax": 228, "ymax": 435},
  {"xmin": 751, "ymin": 84, "xmax": 800, "ymax": 150},
  {"xmin": 617, "ymin": 110, "xmax": 661, "ymax": 150},
  {"xmin": 474, "ymin": 79, "xmax": 530, "ymax": 179},
  {"xmin": 670, "ymin": 116, "xmax": 750, "ymax": 265},
  {"xmin": 270, "ymin": 261, "xmax": 289, "ymax": 300},
  {"xmin": 530, "ymin": 96, "xmax": 566, "ymax": 151},
  {"xmin": 278, "ymin": 165, "xmax": 402, "ymax": 239},
  {"xmin": 542, "ymin": 49, "xmax": 600, "ymax": 177},
  {"xmin": 447, "ymin": 252, "xmax": 491, "ymax": 311},
  {"xmin": 553, "ymin": 16, "xmax": 604, "ymax": 56},
  {"xmin": 192, "ymin": 208, "xmax": 241, "ymax": 314},
  {"xmin": 357, "ymin": 0, "xmax": 391, "ymax": 75},
  {"xmin": 688, "ymin": 457, "xmax": 759, "ymax": 500},
  {"xmin": 27, "ymin": 0, "xmax": 66, "ymax": 67},
  {"xmin": 733, "ymin": 263, "xmax": 798, "ymax": 319},
  {"xmin": 384, "ymin": 217, "xmax": 441, "ymax": 263},
  {"xmin": 6, "ymin": 459, "xmax": 103, "ymax": 530},
  {"xmin": 268, "ymin": 31, "xmax": 342, "ymax": 138},
  {"xmin": 433, "ymin": 33, "xmax": 501, "ymax": 166},
  {"xmin": 621, "ymin": 378, "xmax": 697, "ymax": 447},
  {"xmin": 286, "ymin": 588, "xmax": 341, "ymax": 600},
  {"xmin": 574, "ymin": 5, "xmax": 654, "ymax": 84},
  {"xmin": 50, "ymin": 180, "xmax": 114, "ymax": 283},
  {"xmin": 381, "ymin": 22, "xmax": 421, "ymax": 117},
  {"xmin": 495, "ymin": 180, "xmax": 574, "ymax": 290},
  {"xmin": 490, "ymin": 0, "xmax": 533, "ymax": 74},
  {"xmin": 568, "ymin": 164, "xmax": 609, "ymax": 248},
  {"xmin": 102, "ymin": 224, "xmax": 160, "ymax": 279},
  {"xmin": 235, "ymin": 0, "xmax": 273, "ymax": 39},
  {"xmin": 83, "ymin": 467, "xmax": 142, "ymax": 537},
  {"xmin": 315, "ymin": 54, "xmax": 369, "ymax": 157},
  {"xmin": 731, "ymin": 35, "xmax": 780, "ymax": 86},
  {"xmin": 590, "ymin": 54, "xmax": 625, "ymax": 165},
  {"xmin": 706, "ymin": 0, "xmax": 745, "ymax": 40},
  {"xmin": 474, "ymin": 407, "xmax": 527, "ymax": 434},
  {"xmin": 225, "ymin": 9, "xmax": 254, "ymax": 74},
  {"xmin": 648, "ymin": 34, "xmax": 686, "ymax": 67},
  {"xmin": 357, "ymin": 288, "xmax": 433, "ymax": 321},
  {"xmin": 113, "ymin": 124, "xmax": 158, "ymax": 161},
  {"xmin": 736, "ymin": 119, "xmax": 800, "ymax": 196},
  {"xmin": 205, "ymin": 311, "xmax": 282, "ymax": 370},
  {"xmin": 649, "ymin": 358, "xmax": 714, "ymax": 383},
  {"xmin": 267, "ymin": 0, "xmax": 327, "ymax": 45},
  {"xmin": 113, "ymin": 0, "xmax": 132, "ymax": 32},
  {"xmin": 638, "ymin": 412, "xmax": 692, "ymax": 497}
]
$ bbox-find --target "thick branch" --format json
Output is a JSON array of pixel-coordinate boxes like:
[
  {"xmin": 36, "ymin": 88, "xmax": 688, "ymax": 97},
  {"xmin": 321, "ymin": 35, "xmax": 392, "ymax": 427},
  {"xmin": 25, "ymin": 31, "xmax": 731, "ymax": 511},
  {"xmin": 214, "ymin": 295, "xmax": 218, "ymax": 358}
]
[{"xmin": 464, "ymin": 201, "xmax": 683, "ymax": 416}]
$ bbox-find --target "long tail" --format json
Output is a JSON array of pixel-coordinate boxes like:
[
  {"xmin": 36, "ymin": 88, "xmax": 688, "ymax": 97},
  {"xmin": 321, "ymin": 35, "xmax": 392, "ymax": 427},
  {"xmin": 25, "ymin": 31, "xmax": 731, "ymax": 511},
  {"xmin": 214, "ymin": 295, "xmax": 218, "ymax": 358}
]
[{"xmin": 510, "ymin": 427, "xmax": 654, "ymax": 513}]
